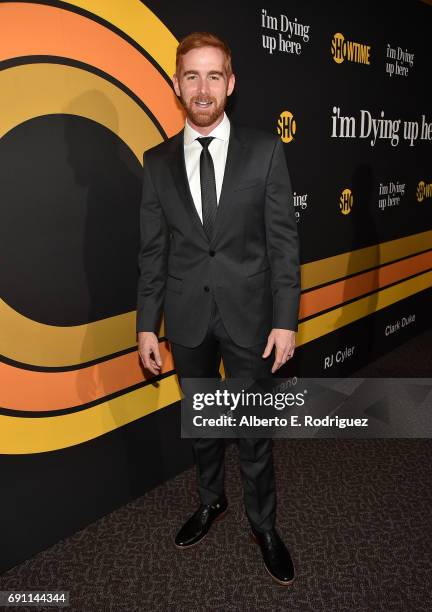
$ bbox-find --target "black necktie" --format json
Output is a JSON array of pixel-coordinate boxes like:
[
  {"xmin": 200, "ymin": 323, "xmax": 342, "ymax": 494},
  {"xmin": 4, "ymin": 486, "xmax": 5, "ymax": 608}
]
[{"xmin": 197, "ymin": 137, "xmax": 217, "ymax": 241}]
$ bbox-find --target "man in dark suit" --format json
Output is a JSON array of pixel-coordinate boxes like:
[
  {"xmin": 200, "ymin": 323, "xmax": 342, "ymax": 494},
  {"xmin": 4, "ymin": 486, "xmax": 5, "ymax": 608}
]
[{"xmin": 136, "ymin": 32, "xmax": 300, "ymax": 585}]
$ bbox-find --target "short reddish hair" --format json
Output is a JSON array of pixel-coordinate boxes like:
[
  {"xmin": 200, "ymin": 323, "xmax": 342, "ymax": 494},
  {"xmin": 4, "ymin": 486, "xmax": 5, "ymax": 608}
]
[{"xmin": 175, "ymin": 32, "xmax": 233, "ymax": 76}]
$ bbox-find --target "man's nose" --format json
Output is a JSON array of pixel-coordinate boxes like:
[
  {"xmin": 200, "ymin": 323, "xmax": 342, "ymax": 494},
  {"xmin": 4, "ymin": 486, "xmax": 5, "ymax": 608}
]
[{"xmin": 197, "ymin": 77, "xmax": 210, "ymax": 95}]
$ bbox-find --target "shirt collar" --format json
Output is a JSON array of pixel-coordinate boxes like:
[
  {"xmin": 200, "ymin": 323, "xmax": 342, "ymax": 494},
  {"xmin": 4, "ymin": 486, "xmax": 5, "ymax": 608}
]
[{"xmin": 184, "ymin": 112, "xmax": 230, "ymax": 146}]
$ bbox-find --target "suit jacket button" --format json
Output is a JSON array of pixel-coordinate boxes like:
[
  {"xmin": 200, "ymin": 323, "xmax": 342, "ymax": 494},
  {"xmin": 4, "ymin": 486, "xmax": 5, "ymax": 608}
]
[
  {"xmin": 209, "ymin": 250, "xmax": 215, "ymax": 257},
  {"xmin": 204, "ymin": 286, "xmax": 210, "ymax": 292}
]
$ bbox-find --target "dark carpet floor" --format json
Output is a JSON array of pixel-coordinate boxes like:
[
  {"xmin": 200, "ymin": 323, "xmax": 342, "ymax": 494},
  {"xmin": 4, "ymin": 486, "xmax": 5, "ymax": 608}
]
[{"xmin": 1, "ymin": 329, "xmax": 431, "ymax": 612}]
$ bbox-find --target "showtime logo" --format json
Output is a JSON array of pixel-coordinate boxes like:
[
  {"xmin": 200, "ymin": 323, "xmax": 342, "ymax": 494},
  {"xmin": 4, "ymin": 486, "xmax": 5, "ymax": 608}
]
[
  {"xmin": 277, "ymin": 110, "xmax": 296, "ymax": 143},
  {"xmin": 331, "ymin": 32, "xmax": 371, "ymax": 65},
  {"xmin": 339, "ymin": 188, "xmax": 353, "ymax": 215},
  {"xmin": 416, "ymin": 181, "xmax": 432, "ymax": 202}
]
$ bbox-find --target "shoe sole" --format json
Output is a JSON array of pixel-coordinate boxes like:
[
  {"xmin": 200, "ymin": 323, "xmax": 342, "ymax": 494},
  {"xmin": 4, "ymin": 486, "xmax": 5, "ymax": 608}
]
[
  {"xmin": 250, "ymin": 532, "xmax": 296, "ymax": 586},
  {"xmin": 174, "ymin": 507, "xmax": 228, "ymax": 550}
]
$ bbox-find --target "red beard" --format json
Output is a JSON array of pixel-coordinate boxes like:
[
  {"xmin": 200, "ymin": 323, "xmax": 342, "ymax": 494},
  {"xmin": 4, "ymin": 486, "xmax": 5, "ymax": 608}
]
[{"xmin": 182, "ymin": 95, "xmax": 227, "ymax": 127}]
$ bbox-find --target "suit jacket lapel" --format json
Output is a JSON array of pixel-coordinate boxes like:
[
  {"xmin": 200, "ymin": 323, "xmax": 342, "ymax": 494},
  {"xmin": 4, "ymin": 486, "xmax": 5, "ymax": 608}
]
[
  {"xmin": 169, "ymin": 129, "xmax": 208, "ymax": 242},
  {"xmin": 211, "ymin": 123, "xmax": 247, "ymax": 245},
  {"xmin": 168, "ymin": 122, "xmax": 246, "ymax": 245}
]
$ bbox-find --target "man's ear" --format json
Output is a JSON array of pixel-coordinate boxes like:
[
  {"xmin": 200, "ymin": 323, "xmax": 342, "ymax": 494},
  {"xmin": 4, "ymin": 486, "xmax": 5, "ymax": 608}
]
[
  {"xmin": 172, "ymin": 73, "xmax": 181, "ymax": 97},
  {"xmin": 227, "ymin": 73, "xmax": 235, "ymax": 97}
]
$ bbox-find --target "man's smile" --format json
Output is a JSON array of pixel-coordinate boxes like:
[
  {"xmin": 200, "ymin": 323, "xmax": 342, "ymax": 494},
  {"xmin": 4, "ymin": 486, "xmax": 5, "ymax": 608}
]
[{"xmin": 194, "ymin": 100, "xmax": 213, "ymax": 108}]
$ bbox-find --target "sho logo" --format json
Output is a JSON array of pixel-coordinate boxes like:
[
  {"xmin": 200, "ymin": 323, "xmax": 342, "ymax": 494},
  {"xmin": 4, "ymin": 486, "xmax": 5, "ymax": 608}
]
[
  {"xmin": 339, "ymin": 188, "xmax": 353, "ymax": 215},
  {"xmin": 277, "ymin": 110, "xmax": 296, "ymax": 143},
  {"xmin": 331, "ymin": 33, "xmax": 345, "ymax": 64},
  {"xmin": 331, "ymin": 32, "xmax": 371, "ymax": 65},
  {"xmin": 416, "ymin": 180, "xmax": 432, "ymax": 202}
]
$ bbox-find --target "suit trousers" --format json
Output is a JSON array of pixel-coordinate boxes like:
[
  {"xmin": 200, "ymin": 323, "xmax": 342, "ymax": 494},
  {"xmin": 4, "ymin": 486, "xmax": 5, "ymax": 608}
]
[{"xmin": 170, "ymin": 296, "xmax": 277, "ymax": 532}]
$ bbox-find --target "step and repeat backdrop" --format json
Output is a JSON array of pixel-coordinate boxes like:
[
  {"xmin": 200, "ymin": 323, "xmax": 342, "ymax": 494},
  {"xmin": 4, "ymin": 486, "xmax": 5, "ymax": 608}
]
[{"xmin": 0, "ymin": 0, "xmax": 431, "ymax": 571}]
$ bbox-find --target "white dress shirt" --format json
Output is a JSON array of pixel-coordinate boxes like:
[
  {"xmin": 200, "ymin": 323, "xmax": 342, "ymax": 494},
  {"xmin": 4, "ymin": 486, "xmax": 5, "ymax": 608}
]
[{"xmin": 183, "ymin": 112, "xmax": 230, "ymax": 223}]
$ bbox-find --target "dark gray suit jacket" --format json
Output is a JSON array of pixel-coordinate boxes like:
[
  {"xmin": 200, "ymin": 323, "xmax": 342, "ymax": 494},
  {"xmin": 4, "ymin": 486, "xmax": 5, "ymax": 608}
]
[{"xmin": 136, "ymin": 122, "xmax": 300, "ymax": 348}]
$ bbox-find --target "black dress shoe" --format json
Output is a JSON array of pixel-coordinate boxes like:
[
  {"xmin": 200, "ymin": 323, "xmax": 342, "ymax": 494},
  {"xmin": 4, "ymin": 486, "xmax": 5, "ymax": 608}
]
[
  {"xmin": 250, "ymin": 526, "xmax": 295, "ymax": 585},
  {"xmin": 175, "ymin": 495, "xmax": 228, "ymax": 548}
]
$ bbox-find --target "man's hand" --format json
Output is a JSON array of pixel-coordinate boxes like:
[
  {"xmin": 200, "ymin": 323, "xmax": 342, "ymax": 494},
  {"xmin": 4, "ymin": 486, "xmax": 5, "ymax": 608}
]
[
  {"xmin": 262, "ymin": 328, "xmax": 296, "ymax": 373},
  {"xmin": 138, "ymin": 331, "xmax": 162, "ymax": 375}
]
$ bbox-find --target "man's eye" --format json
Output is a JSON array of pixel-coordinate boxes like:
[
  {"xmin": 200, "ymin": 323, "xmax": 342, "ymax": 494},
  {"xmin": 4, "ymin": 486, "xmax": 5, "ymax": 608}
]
[
  {"xmin": 186, "ymin": 75, "xmax": 197, "ymax": 80},
  {"xmin": 210, "ymin": 75, "xmax": 220, "ymax": 80}
]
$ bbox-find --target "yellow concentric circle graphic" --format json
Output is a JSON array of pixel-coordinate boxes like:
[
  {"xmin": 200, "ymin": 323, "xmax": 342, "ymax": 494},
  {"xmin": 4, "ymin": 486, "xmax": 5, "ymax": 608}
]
[{"xmin": 0, "ymin": 1, "xmax": 185, "ymax": 453}]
